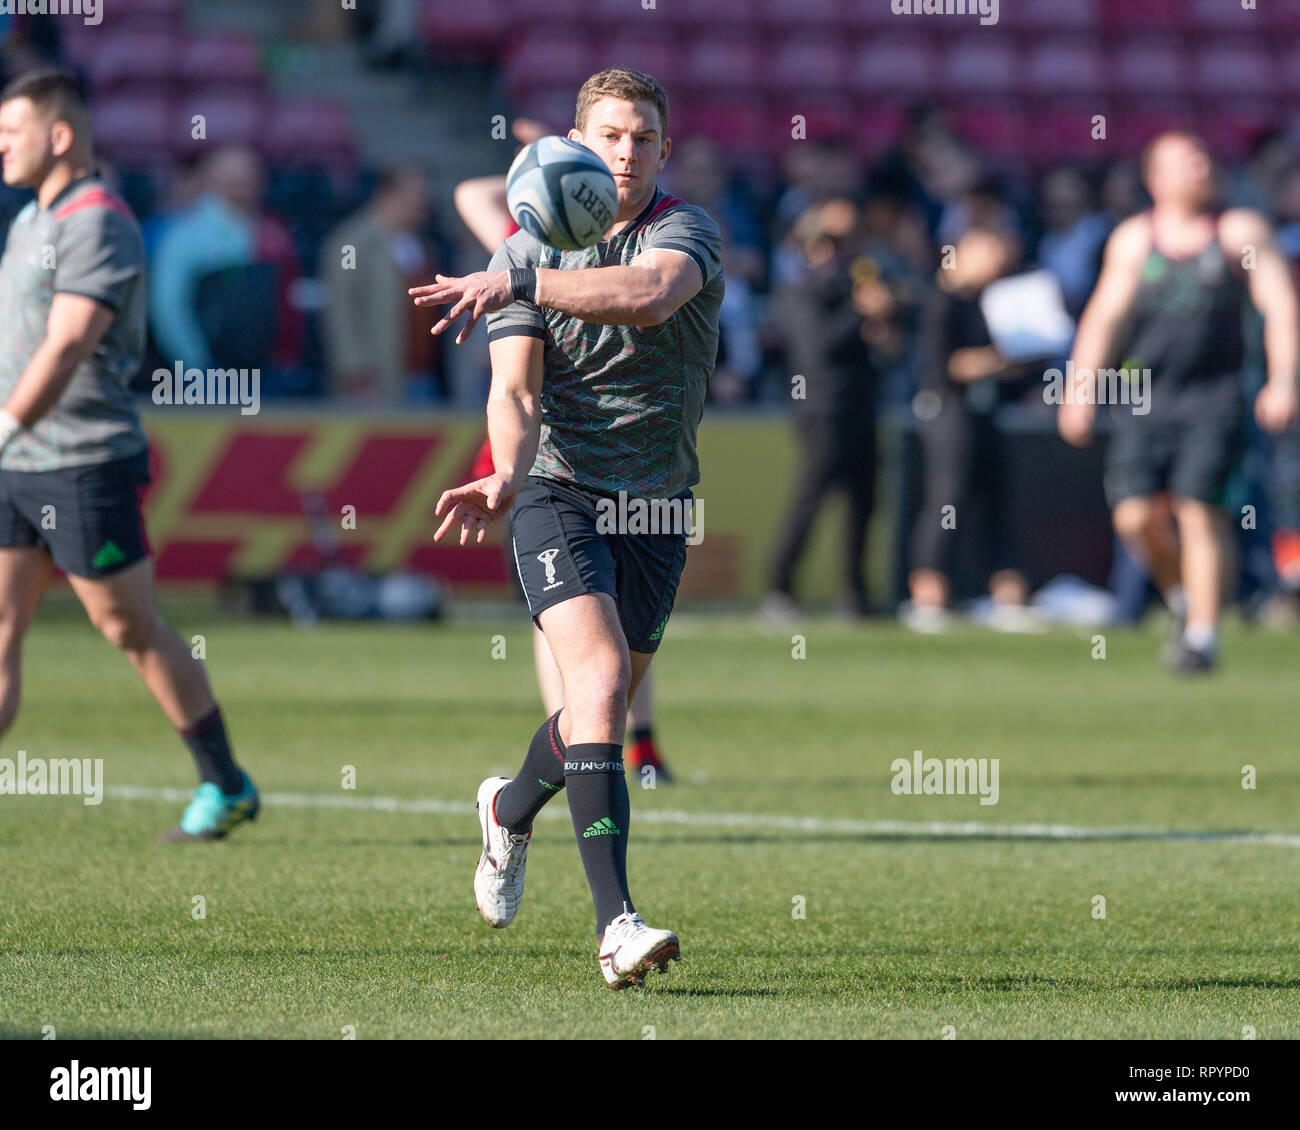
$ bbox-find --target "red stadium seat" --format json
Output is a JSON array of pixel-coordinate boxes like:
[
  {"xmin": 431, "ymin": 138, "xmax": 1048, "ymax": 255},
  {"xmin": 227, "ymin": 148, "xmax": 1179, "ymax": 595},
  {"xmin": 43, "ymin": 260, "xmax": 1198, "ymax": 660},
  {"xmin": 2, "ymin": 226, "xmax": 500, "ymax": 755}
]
[
  {"xmin": 789, "ymin": 100, "xmax": 855, "ymax": 142},
  {"xmin": 1029, "ymin": 107, "xmax": 1114, "ymax": 163},
  {"xmin": 506, "ymin": 0, "xmax": 586, "ymax": 18},
  {"xmin": 519, "ymin": 89, "xmax": 579, "ymax": 135},
  {"xmin": 84, "ymin": 29, "xmax": 183, "ymax": 96},
  {"xmin": 852, "ymin": 105, "xmax": 909, "ymax": 160},
  {"xmin": 505, "ymin": 29, "xmax": 597, "ymax": 97},
  {"xmin": 1023, "ymin": 39, "xmax": 1105, "ymax": 96},
  {"xmin": 1191, "ymin": 42, "xmax": 1278, "ymax": 98},
  {"xmin": 1188, "ymin": 0, "xmax": 1261, "ymax": 32},
  {"xmin": 942, "ymin": 41, "xmax": 1020, "ymax": 95},
  {"xmin": 176, "ymin": 91, "xmax": 267, "ymax": 155},
  {"xmin": 849, "ymin": 36, "xmax": 940, "ymax": 97},
  {"xmin": 421, "ymin": 0, "xmax": 513, "ymax": 56},
  {"xmin": 681, "ymin": 34, "xmax": 764, "ymax": 94},
  {"xmin": 180, "ymin": 34, "xmax": 264, "ymax": 94},
  {"xmin": 673, "ymin": 102, "xmax": 767, "ymax": 153},
  {"xmin": 953, "ymin": 107, "xmax": 1028, "ymax": 161},
  {"xmin": 674, "ymin": 0, "xmax": 758, "ymax": 25},
  {"xmin": 1203, "ymin": 109, "xmax": 1281, "ymax": 161},
  {"xmin": 1113, "ymin": 105, "xmax": 1198, "ymax": 156},
  {"xmin": 767, "ymin": 36, "xmax": 848, "ymax": 95},
  {"xmin": 598, "ymin": 30, "xmax": 683, "ymax": 89},
  {"xmin": 94, "ymin": 95, "xmax": 176, "ymax": 165},
  {"xmin": 1262, "ymin": 0, "xmax": 1300, "ymax": 31},
  {"xmin": 1114, "ymin": 38, "xmax": 1187, "ymax": 97},
  {"xmin": 758, "ymin": 0, "xmax": 843, "ymax": 29},
  {"xmin": 264, "ymin": 100, "xmax": 356, "ymax": 166},
  {"xmin": 1102, "ymin": 0, "xmax": 1181, "ymax": 30},
  {"xmin": 1011, "ymin": 0, "xmax": 1100, "ymax": 29}
]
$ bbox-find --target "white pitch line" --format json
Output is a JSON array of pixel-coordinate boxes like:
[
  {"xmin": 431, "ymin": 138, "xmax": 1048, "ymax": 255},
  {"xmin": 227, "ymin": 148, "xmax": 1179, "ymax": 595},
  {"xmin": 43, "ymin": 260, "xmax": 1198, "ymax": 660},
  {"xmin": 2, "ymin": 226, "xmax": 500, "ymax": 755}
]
[{"xmin": 104, "ymin": 785, "xmax": 1300, "ymax": 848}]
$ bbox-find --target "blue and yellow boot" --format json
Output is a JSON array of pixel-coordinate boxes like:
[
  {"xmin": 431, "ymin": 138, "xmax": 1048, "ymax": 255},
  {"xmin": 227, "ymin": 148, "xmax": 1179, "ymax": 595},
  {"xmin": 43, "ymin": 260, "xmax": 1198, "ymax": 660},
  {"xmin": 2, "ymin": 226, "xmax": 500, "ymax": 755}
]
[{"xmin": 157, "ymin": 772, "xmax": 260, "ymax": 843}]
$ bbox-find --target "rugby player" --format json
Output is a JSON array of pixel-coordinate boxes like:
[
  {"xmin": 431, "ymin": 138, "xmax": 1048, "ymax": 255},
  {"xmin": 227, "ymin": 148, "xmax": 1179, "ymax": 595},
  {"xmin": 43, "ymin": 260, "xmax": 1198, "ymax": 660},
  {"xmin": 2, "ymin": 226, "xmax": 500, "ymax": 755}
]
[
  {"xmin": 411, "ymin": 68, "xmax": 722, "ymax": 986},
  {"xmin": 1060, "ymin": 131, "xmax": 1299, "ymax": 672},
  {"xmin": 0, "ymin": 69, "xmax": 257, "ymax": 839}
]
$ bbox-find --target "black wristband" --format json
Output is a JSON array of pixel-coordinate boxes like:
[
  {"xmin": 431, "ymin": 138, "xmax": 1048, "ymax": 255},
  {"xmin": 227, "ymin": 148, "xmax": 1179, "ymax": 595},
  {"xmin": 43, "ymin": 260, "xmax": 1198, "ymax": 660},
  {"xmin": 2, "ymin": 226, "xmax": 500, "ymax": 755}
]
[{"xmin": 508, "ymin": 268, "xmax": 537, "ymax": 303}]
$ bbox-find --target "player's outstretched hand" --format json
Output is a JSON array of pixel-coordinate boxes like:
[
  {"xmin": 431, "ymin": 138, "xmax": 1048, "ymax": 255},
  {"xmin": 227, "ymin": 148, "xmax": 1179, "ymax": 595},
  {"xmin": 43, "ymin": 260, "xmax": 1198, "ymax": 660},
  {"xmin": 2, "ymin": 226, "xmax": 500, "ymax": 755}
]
[
  {"xmin": 409, "ymin": 271, "xmax": 514, "ymax": 345},
  {"xmin": 1057, "ymin": 400, "xmax": 1095, "ymax": 448},
  {"xmin": 1255, "ymin": 381, "xmax": 1300, "ymax": 435},
  {"xmin": 433, "ymin": 473, "xmax": 518, "ymax": 546}
]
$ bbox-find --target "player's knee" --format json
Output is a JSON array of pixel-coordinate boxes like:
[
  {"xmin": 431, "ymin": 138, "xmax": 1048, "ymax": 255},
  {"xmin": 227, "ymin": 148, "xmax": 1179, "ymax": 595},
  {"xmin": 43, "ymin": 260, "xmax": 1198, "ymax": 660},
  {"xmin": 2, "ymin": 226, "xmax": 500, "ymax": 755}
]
[
  {"xmin": 568, "ymin": 653, "xmax": 631, "ymax": 714},
  {"xmin": 1112, "ymin": 499, "xmax": 1156, "ymax": 542},
  {"xmin": 95, "ymin": 609, "xmax": 156, "ymax": 653}
]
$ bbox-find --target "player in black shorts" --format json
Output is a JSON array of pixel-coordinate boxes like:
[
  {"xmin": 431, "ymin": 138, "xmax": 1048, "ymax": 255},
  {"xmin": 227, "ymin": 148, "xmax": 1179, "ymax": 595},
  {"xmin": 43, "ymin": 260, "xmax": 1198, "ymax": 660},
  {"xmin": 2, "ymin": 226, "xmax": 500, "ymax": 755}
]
[
  {"xmin": 410, "ymin": 68, "xmax": 722, "ymax": 987},
  {"xmin": 0, "ymin": 69, "xmax": 257, "ymax": 837},
  {"xmin": 1060, "ymin": 131, "xmax": 1299, "ymax": 671}
]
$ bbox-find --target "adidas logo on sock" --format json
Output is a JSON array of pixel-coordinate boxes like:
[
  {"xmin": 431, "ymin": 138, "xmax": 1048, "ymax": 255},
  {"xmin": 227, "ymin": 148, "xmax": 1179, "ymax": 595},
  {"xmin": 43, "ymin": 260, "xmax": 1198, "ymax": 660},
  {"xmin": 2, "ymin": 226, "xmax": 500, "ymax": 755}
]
[{"xmin": 582, "ymin": 816, "xmax": 621, "ymax": 838}]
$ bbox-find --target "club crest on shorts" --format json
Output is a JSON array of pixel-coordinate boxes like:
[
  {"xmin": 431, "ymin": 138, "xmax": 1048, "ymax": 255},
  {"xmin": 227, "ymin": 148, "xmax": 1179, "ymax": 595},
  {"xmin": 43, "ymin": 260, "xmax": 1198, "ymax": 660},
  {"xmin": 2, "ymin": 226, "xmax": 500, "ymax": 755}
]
[{"xmin": 537, "ymin": 548, "xmax": 563, "ymax": 591}]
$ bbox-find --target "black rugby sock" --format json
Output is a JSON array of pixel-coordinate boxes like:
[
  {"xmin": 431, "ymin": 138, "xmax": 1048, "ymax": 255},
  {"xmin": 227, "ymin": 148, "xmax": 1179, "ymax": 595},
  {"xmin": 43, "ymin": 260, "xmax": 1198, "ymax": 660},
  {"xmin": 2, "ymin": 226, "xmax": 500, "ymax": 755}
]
[
  {"xmin": 496, "ymin": 709, "xmax": 567, "ymax": 834},
  {"xmin": 564, "ymin": 742, "xmax": 634, "ymax": 935},
  {"xmin": 179, "ymin": 706, "xmax": 242, "ymax": 794}
]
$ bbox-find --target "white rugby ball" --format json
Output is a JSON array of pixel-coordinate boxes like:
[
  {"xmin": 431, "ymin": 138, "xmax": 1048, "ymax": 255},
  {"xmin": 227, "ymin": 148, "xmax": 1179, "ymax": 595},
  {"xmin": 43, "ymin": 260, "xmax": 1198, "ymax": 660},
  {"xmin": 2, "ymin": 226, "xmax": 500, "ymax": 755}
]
[{"xmin": 506, "ymin": 136, "xmax": 618, "ymax": 251}]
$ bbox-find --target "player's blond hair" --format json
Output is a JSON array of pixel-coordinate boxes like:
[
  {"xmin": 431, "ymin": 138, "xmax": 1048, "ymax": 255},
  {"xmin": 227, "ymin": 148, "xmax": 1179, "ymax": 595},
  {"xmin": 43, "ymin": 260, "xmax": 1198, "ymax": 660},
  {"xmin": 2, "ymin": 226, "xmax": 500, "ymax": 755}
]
[{"xmin": 575, "ymin": 68, "xmax": 668, "ymax": 139}]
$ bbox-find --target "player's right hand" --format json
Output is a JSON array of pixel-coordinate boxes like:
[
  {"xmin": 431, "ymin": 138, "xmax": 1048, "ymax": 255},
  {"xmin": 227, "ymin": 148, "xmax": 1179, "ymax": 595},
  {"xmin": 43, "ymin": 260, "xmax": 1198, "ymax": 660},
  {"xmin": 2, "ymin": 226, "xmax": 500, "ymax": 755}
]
[
  {"xmin": 1058, "ymin": 400, "xmax": 1095, "ymax": 448},
  {"xmin": 433, "ymin": 473, "xmax": 518, "ymax": 546}
]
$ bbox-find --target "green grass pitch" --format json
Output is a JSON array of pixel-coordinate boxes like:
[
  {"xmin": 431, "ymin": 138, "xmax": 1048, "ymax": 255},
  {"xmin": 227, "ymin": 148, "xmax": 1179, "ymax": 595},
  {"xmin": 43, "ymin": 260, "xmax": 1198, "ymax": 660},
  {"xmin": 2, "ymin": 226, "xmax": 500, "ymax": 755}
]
[{"xmin": 1, "ymin": 605, "xmax": 1297, "ymax": 1039}]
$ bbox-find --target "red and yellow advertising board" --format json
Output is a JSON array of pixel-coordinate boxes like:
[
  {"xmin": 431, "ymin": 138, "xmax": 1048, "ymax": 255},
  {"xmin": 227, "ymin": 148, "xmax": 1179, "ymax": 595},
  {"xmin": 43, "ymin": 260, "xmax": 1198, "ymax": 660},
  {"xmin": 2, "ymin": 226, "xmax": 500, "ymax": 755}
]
[{"xmin": 140, "ymin": 410, "xmax": 882, "ymax": 601}]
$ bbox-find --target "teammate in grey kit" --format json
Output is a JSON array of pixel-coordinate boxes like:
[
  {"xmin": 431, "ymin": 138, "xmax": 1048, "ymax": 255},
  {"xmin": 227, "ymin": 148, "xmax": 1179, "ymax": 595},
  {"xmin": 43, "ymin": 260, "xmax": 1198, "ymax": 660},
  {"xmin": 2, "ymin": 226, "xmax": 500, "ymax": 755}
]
[
  {"xmin": 0, "ymin": 69, "xmax": 257, "ymax": 838},
  {"xmin": 410, "ymin": 68, "xmax": 723, "ymax": 987}
]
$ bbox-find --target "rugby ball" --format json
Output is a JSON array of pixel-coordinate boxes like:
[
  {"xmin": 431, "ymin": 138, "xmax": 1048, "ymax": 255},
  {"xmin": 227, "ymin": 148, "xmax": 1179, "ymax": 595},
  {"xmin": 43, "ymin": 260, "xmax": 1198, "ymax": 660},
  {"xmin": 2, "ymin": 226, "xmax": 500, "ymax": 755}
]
[{"xmin": 506, "ymin": 136, "xmax": 618, "ymax": 251}]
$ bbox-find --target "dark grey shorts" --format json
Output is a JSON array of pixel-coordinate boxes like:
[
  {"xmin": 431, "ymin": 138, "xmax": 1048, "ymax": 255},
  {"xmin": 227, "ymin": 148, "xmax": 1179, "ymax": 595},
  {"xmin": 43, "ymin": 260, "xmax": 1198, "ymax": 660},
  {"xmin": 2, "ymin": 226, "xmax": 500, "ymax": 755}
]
[
  {"xmin": 508, "ymin": 475, "xmax": 688, "ymax": 654},
  {"xmin": 0, "ymin": 448, "xmax": 152, "ymax": 578}
]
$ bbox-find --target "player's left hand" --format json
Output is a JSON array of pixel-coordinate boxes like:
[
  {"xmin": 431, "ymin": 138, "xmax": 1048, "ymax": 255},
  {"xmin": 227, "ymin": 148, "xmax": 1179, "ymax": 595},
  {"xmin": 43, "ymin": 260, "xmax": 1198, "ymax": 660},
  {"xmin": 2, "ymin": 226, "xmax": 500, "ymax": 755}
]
[
  {"xmin": 433, "ymin": 473, "xmax": 518, "ymax": 546},
  {"xmin": 409, "ymin": 271, "xmax": 514, "ymax": 345},
  {"xmin": 1255, "ymin": 380, "xmax": 1300, "ymax": 434}
]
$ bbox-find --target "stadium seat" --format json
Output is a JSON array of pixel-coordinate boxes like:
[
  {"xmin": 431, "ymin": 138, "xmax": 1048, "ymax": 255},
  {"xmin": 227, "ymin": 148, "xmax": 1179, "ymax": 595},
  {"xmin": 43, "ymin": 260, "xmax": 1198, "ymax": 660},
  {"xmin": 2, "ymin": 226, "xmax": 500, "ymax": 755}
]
[
  {"xmin": 1113, "ymin": 105, "xmax": 1198, "ymax": 156},
  {"xmin": 180, "ymin": 34, "xmax": 264, "ymax": 94},
  {"xmin": 505, "ymin": 29, "xmax": 597, "ymax": 98},
  {"xmin": 1023, "ymin": 39, "xmax": 1105, "ymax": 96},
  {"xmin": 789, "ymin": 100, "xmax": 855, "ymax": 143},
  {"xmin": 1203, "ymin": 109, "xmax": 1280, "ymax": 161},
  {"xmin": 941, "ymin": 41, "xmax": 1020, "ymax": 95},
  {"xmin": 83, "ymin": 29, "xmax": 182, "ymax": 96},
  {"xmin": 1262, "ymin": 0, "xmax": 1300, "ymax": 30},
  {"xmin": 421, "ymin": 0, "xmax": 512, "ymax": 56},
  {"xmin": 851, "ymin": 105, "xmax": 909, "ymax": 160},
  {"xmin": 520, "ymin": 88, "xmax": 580, "ymax": 135},
  {"xmin": 506, "ymin": 0, "xmax": 586, "ymax": 18},
  {"xmin": 953, "ymin": 106, "xmax": 1028, "ymax": 161},
  {"xmin": 849, "ymin": 36, "xmax": 940, "ymax": 97},
  {"xmin": 757, "ymin": 0, "xmax": 843, "ymax": 29},
  {"xmin": 1114, "ymin": 38, "xmax": 1187, "ymax": 97},
  {"xmin": 1011, "ymin": 0, "xmax": 1100, "ymax": 30},
  {"xmin": 767, "ymin": 37, "xmax": 848, "ymax": 95},
  {"xmin": 94, "ymin": 95, "xmax": 176, "ymax": 165},
  {"xmin": 681, "ymin": 34, "xmax": 764, "ymax": 94},
  {"xmin": 1191, "ymin": 42, "xmax": 1278, "ymax": 98},
  {"xmin": 673, "ymin": 102, "xmax": 767, "ymax": 154},
  {"xmin": 1029, "ymin": 107, "xmax": 1114, "ymax": 163},
  {"xmin": 1189, "ymin": 0, "xmax": 1261, "ymax": 31},
  {"xmin": 264, "ymin": 100, "xmax": 356, "ymax": 167},
  {"xmin": 675, "ymin": 0, "xmax": 756, "ymax": 25},
  {"xmin": 176, "ymin": 91, "xmax": 269, "ymax": 156},
  {"xmin": 1102, "ymin": 0, "xmax": 1181, "ymax": 30},
  {"xmin": 598, "ymin": 30, "xmax": 683, "ymax": 89}
]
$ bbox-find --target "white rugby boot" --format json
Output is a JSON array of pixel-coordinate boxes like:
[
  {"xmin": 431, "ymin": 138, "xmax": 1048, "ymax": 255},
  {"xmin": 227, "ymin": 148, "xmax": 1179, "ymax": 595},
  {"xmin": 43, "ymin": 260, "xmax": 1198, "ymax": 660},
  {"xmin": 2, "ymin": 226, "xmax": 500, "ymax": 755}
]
[
  {"xmin": 597, "ymin": 909, "xmax": 680, "ymax": 989},
  {"xmin": 474, "ymin": 776, "xmax": 530, "ymax": 928}
]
